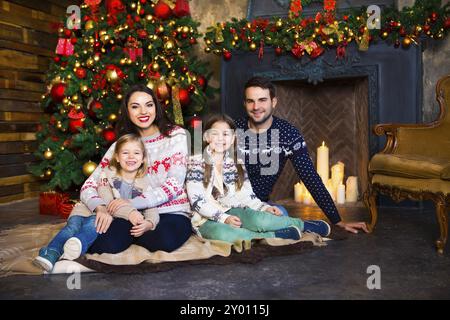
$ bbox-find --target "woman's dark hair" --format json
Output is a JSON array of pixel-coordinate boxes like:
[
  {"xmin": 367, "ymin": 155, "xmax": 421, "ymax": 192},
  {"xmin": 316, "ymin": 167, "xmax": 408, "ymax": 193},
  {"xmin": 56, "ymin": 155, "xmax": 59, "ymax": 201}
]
[
  {"xmin": 202, "ymin": 113, "xmax": 245, "ymax": 191},
  {"xmin": 115, "ymin": 84, "xmax": 176, "ymax": 137},
  {"xmin": 244, "ymin": 76, "xmax": 276, "ymax": 100}
]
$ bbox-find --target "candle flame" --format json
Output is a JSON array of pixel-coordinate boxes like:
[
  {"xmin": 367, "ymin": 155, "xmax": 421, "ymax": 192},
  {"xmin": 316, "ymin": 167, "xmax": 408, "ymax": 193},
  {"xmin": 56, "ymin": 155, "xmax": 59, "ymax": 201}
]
[{"xmin": 322, "ymin": 141, "xmax": 325, "ymax": 147}]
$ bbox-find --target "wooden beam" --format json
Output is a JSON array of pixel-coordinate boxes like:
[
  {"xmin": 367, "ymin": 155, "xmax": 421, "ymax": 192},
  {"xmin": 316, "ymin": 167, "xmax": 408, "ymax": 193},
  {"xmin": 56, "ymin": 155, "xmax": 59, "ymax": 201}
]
[
  {"xmin": 0, "ymin": 100, "xmax": 42, "ymax": 113},
  {"xmin": 0, "ymin": 88, "xmax": 43, "ymax": 101},
  {"xmin": 0, "ymin": 191, "xmax": 39, "ymax": 203},
  {"xmin": 0, "ymin": 78, "xmax": 45, "ymax": 92},
  {"xmin": 0, "ymin": 69, "xmax": 46, "ymax": 83},
  {"xmin": 0, "ymin": 111, "xmax": 43, "ymax": 121},
  {"xmin": 0, "ymin": 48, "xmax": 39, "ymax": 70},
  {"xmin": 0, "ymin": 39, "xmax": 54, "ymax": 57},
  {"xmin": 0, "ymin": 140, "xmax": 38, "ymax": 154},
  {"xmin": 0, "ymin": 162, "xmax": 34, "ymax": 178},
  {"xmin": 0, "ymin": 181, "xmax": 40, "ymax": 197},
  {"xmin": 0, "ymin": 173, "xmax": 40, "ymax": 185},
  {"xmin": 0, "ymin": 154, "xmax": 37, "ymax": 165},
  {"xmin": 0, "ymin": 132, "xmax": 36, "ymax": 141},
  {"xmin": 0, "ymin": 122, "xmax": 40, "ymax": 132}
]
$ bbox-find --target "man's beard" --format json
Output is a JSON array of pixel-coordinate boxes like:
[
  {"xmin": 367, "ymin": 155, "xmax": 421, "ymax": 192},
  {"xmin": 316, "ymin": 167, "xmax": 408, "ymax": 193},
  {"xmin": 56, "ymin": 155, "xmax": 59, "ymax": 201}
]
[{"xmin": 250, "ymin": 107, "xmax": 274, "ymax": 126}]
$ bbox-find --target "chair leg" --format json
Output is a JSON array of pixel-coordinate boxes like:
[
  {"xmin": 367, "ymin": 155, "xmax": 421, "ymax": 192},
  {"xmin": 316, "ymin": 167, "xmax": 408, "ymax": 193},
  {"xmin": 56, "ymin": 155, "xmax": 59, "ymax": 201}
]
[
  {"xmin": 434, "ymin": 199, "xmax": 448, "ymax": 255},
  {"xmin": 364, "ymin": 185, "xmax": 378, "ymax": 233}
]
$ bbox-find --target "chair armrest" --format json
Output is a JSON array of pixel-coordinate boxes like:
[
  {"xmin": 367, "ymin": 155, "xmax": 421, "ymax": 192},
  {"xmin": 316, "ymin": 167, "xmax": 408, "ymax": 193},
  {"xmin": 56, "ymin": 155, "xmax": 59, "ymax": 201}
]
[{"xmin": 373, "ymin": 122, "xmax": 440, "ymax": 154}]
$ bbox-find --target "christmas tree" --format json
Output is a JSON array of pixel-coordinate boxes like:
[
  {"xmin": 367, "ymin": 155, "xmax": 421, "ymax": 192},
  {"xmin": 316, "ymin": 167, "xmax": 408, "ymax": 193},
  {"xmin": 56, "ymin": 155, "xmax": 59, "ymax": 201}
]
[{"xmin": 30, "ymin": 0, "xmax": 215, "ymax": 193}]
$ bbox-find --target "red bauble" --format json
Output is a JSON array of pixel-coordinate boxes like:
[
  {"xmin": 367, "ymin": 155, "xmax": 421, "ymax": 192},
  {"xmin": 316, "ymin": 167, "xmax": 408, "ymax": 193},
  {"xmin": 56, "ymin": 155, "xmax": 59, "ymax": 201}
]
[
  {"xmin": 54, "ymin": 56, "xmax": 61, "ymax": 63},
  {"xmin": 181, "ymin": 66, "xmax": 188, "ymax": 73},
  {"xmin": 189, "ymin": 115, "xmax": 202, "ymax": 129},
  {"xmin": 223, "ymin": 50, "xmax": 232, "ymax": 60},
  {"xmin": 394, "ymin": 39, "xmax": 400, "ymax": 48},
  {"xmin": 70, "ymin": 37, "xmax": 78, "ymax": 45},
  {"xmin": 88, "ymin": 100, "xmax": 103, "ymax": 118},
  {"xmin": 69, "ymin": 118, "xmax": 85, "ymax": 133},
  {"xmin": 93, "ymin": 41, "xmax": 102, "ymax": 51},
  {"xmin": 399, "ymin": 27, "xmax": 406, "ymax": 36},
  {"xmin": 75, "ymin": 68, "xmax": 87, "ymax": 79},
  {"xmin": 197, "ymin": 76, "xmax": 207, "ymax": 90},
  {"xmin": 189, "ymin": 38, "xmax": 197, "ymax": 45},
  {"xmin": 178, "ymin": 88, "xmax": 191, "ymax": 106},
  {"xmin": 430, "ymin": 12, "xmax": 438, "ymax": 22},
  {"xmin": 138, "ymin": 71, "xmax": 146, "ymax": 79},
  {"xmin": 188, "ymin": 84, "xmax": 195, "ymax": 93},
  {"xmin": 445, "ymin": 17, "xmax": 450, "ymax": 30},
  {"xmin": 275, "ymin": 47, "xmax": 283, "ymax": 56},
  {"xmin": 173, "ymin": 0, "xmax": 190, "ymax": 17},
  {"xmin": 64, "ymin": 29, "xmax": 72, "ymax": 37},
  {"xmin": 50, "ymin": 83, "xmax": 66, "ymax": 103},
  {"xmin": 154, "ymin": 0, "xmax": 172, "ymax": 20},
  {"xmin": 423, "ymin": 24, "xmax": 431, "ymax": 32},
  {"xmin": 103, "ymin": 128, "xmax": 116, "ymax": 144}
]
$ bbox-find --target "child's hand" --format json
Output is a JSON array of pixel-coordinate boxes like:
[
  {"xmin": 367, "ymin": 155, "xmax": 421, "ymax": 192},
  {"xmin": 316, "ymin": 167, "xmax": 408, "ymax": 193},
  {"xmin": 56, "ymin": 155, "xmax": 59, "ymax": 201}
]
[
  {"xmin": 129, "ymin": 210, "xmax": 144, "ymax": 226},
  {"xmin": 225, "ymin": 215, "xmax": 242, "ymax": 228},
  {"xmin": 130, "ymin": 220, "xmax": 153, "ymax": 237},
  {"xmin": 107, "ymin": 199, "xmax": 130, "ymax": 215},
  {"xmin": 95, "ymin": 211, "xmax": 113, "ymax": 234},
  {"xmin": 265, "ymin": 206, "xmax": 282, "ymax": 216}
]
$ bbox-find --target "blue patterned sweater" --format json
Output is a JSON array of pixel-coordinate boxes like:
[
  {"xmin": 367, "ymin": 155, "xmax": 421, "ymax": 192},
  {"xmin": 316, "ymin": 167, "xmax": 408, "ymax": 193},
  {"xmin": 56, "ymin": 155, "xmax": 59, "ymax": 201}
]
[{"xmin": 235, "ymin": 116, "xmax": 341, "ymax": 224}]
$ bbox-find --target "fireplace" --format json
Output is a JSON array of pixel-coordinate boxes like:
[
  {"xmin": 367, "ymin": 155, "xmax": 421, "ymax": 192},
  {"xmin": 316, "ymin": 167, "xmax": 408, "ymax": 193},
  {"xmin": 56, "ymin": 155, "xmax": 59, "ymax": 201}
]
[{"xmin": 221, "ymin": 1, "xmax": 423, "ymax": 202}]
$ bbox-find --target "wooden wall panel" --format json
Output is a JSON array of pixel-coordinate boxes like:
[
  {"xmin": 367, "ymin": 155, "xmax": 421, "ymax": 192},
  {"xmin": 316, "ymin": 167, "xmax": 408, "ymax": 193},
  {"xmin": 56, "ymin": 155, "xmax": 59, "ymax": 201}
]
[{"xmin": 0, "ymin": 0, "xmax": 77, "ymax": 203}]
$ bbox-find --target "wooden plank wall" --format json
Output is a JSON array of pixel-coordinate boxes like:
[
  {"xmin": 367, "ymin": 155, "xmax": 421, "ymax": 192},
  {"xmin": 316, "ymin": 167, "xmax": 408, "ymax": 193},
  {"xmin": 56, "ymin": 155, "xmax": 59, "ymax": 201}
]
[{"xmin": 0, "ymin": 0, "xmax": 75, "ymax": 203}]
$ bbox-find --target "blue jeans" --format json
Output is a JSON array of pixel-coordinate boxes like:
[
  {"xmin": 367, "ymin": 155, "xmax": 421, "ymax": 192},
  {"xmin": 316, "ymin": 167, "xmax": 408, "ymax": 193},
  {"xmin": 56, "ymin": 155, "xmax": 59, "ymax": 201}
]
[
  {"xmin": 268, "ymin": 202, "xmax": 289, "ymax": 216},
  {"xmin": 45, "ymin": 215, "xmax": 98, "ymax": 258}
]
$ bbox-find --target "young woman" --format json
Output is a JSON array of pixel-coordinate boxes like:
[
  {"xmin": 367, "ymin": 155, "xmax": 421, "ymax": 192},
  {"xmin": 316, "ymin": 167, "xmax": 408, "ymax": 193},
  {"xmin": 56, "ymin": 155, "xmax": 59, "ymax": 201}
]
[
  {"xmin": 186, "ymin": 114, "xmax": 331, "ymax": 245},
  {"xmin": 81, "ymin": 84, "xmax": 192, "ymax": 254},
  {"xmin": 34, "ymin": 134, "xmax": 159, "ymax": 271}
]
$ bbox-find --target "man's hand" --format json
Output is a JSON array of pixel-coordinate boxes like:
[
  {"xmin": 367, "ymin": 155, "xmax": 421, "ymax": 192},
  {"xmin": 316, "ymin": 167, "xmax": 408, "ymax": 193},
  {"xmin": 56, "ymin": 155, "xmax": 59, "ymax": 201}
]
[
  {"xmin": 95, "ymin": 207, "xmax": 113, "ymax": 234},
  {"xmin": 130, "ymin": 220, "xmax": 153, "ymax": 237},
  {"xmin": 265, "ymin": 206, "xmax": 282, "ymax": 216},
  {"xmin": 129, "ymin": 210, "xmax": 144, "ymax": 226},
  {"xmin": 107, "ymin": 199, "xmax": 130, "ymax": 215},
  {"xmin": 224, "ymin": 215, "xmax": 242, "ymax": 228},
  {"xmin": 336, "ymin": 221, "xmax": 369, "ymax": 234}
]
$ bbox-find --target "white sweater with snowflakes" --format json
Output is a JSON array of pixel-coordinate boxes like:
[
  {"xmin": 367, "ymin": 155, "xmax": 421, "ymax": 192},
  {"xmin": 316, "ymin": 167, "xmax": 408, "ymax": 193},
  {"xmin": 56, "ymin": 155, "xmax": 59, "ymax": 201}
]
[
  {"xmin": 186, "ymin": 148, "xmax": 272, "ymax": 227},
  {"xmin": 80, "ymin": 126, "xmax": 191, "ymax": 217}
]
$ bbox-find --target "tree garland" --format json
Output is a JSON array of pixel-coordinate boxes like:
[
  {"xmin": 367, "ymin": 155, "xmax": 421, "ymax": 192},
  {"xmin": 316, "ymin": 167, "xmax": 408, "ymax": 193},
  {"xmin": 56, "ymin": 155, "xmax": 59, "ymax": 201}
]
[{"xmin": 204, "ymin": 0, "xmax": 450, "ymax": 61}]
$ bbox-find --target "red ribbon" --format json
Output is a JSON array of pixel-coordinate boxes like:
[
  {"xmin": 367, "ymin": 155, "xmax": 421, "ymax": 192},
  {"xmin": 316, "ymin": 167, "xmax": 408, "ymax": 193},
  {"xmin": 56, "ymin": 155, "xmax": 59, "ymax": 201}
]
[{"xmin": 258, "ymin": 40, "xmax": 264, "ymax": 60}]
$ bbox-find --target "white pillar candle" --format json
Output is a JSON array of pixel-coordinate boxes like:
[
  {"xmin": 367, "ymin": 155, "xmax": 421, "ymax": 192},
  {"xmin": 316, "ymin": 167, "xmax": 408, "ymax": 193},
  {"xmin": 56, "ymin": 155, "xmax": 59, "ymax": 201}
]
[
  {"xmin": 294, "ymin": 182, "xmax": 303, "ymax": 203},
  {"xmin": 316, "ymin": 141, "xmax": 329, "ymax": 183},
  {"xmin": 326, "ymin": 179, "xmax": 336, "ymax": 201},
  {"xmin": 331, "ymin": 161, "xmax": 345, "ymax": 187},
  {"xmin": 337, "ymin": 184, "xmax": 346, "ymax": 204},
  {"xmin": 346, "ymin": 176, "xmax": 359, "ymax": 202},
  {"xmin": 303, "ymin": 189, "xmax": 312, "ymax": 205}
]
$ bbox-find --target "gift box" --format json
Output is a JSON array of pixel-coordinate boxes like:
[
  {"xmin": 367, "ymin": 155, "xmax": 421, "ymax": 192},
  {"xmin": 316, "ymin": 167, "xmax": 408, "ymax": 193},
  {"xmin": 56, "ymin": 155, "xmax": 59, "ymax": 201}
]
[
  {"xmin": 39, "ymin": 191, "xmax": 75, "ymax": 219},
  {"xmin": 55, "ymin": 38, "xmax": 74, "ymax": 56},
  {"xmin": 123, "ymin": 47, "xmax": 143, "ymax": 61}
]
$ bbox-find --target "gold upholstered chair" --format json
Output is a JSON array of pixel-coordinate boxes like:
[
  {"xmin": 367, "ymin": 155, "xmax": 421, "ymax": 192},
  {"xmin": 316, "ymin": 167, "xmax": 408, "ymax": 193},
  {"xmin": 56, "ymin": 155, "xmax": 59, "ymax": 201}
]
[{"xmin": 365, "ymin": 75, "xmax": 450, "ymax": 254}]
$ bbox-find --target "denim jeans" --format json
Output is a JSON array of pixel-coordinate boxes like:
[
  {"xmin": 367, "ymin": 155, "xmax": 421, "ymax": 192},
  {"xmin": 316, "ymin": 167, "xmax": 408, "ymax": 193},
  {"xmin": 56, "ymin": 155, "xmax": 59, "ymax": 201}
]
[
  {"xmin": 45, "ymin": 215, "xmax": 98, "ymax": 258},
  {"xmin": 198, "ymin": 207, "xmax": 304, "ymax": 244}
]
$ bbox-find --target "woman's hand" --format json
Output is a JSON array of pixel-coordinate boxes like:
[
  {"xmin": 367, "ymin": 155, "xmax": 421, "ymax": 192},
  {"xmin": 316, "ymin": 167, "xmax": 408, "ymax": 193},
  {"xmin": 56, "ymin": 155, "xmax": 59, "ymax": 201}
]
[
  {"xmin": 95, "ymin": 210, "xmax": 113, "ymax": 234},
  {"xmin": 265, "ymin": 206, "xmax": 282, "ymax": 216},
  {"xmin": 130, "ymin": 220, "xmax": 154, "ymax": 237},
  {"xmin": 129, "ymin": 210, "xmax": 144, "ymax": 226},
  {"xmin": 224, "ymin": 215, "xmax": 242, "ymax": 228},
  {"xmin": 107, "ymin": 199, "xmax": 130, "ymax": 215}
]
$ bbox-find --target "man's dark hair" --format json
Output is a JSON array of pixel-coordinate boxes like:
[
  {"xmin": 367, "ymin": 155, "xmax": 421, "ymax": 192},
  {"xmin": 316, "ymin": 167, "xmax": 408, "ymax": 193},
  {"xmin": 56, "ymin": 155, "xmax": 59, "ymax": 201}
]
[{"xmin": 244, "ymin": 76, "xmax": 276, "ymax": 100}]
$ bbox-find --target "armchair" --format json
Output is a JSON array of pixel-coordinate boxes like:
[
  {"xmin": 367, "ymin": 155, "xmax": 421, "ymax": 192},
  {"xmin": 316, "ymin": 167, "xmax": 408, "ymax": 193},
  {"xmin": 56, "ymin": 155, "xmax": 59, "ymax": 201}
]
[{"xmin": 365, "ymin": 75, "xmax": 450, "ymax": 254}]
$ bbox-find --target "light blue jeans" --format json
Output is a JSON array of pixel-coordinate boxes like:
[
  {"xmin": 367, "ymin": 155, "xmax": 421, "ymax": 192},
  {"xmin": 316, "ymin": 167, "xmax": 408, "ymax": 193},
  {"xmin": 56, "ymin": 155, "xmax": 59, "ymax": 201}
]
[
  {"xmin": 44, "ymin": 215, "xmax": 98, "ymax": 257},
  {"xmin": 268, "ymin": 202, "xmax": 289, "ymax": 216}
]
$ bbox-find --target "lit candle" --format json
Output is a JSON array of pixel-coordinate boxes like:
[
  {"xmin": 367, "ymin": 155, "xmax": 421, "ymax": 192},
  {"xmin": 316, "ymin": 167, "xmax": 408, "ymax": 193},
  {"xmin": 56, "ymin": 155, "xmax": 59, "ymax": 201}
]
[
  {"xmin": 346, "ymin": 176, "xmax": 359, "ymax": 202},
  {"xmin": 317, "ymin": 141, "xmax": 329, "ymax": 183},
  {"xmin": 294, "ymin": 182, "xmax": 303, "ymax": 203},
  {"xmin": 326, "ymin": 179, "xmax": 336, "ymax": 201},
  {"xmin": 337, "ymin": 184, "xmax": 346, "ymax": 204},
  {"xmin": 331, "ymin": 161, "xmax": 345, "ymax": 187}
]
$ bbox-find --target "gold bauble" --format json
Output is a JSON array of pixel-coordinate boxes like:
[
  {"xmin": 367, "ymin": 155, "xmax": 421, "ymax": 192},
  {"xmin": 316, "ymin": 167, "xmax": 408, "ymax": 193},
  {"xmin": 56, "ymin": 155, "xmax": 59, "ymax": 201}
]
[
  {"xmin": 381, "ymin": 31, "xmax": 389, "ymax": 39},
  {"xmin": 81, "ymin": 85, "xmax": 89, "ymax": 94},
  {"xmin": 106, "ymin": 69, "xmax": 119, "ymax": 83},
  {"xmin": 275, "ymin": 20, "xmax": 283, "ymax": 28},
  {"xmin": 176, "ymin": 26, "xmax": 182, "ymax": 33},
  {"xmin": 82, "ymin": 161, "xmax": 97, "ymax": 176},
  {"xmin": 85, "ymin": 20, "xmax": 95, "ymax": 30},
  {"xmin": 158, "ymin": 26, "xmax": 164, "ymax": 33},
  {"xmin": 294, "ymin": 33, "xmax": 299, "ymax": 39},
  {"xmin": 100, "ymin": 34, "xmax": 110, "ymax": 43},
  {"xmin": 182, "ymin": 26, "xmax": 189, "ymax": 33},
  {"xmin": 249, "ymin": 42, "xmax": 257, "ymax": 51},
  {"xmin": 43, "ymin": 149, "xmax": 53, "ymax": 160},
  {"xmin": 146, "ymin": 80, "xmax": 156, "ymax": 90},
  {"xmin": 72, "ymin": 95, "xmax": 79, "ymax": 102},
  {"xmin": 170, "ymin": 70, "xmax": 176, "ymax": 77},
  {"xmin": 86, "ymin": 58, "xmax": 94, "ymax": 68},
  {"xmin": 146, "ymin": 14, "xmax": 153, "ymax": 21},
  {"xmin": 56, "ymin": 121, "xmax": 63, "ymax": 129},
  {"xmin": 164, "ymin": 40, "xmax": 175, "ymax": 52},
  {"xmin": 94, "ymin": 55, "xmax": 100, "ymax": 62},
  {"xmin": 75, "ymin": 62, "xmax": 81, "ymax": 68},
  {"xmin": 231, "ymin": 40, "xmax": 236, "ymax": 46},
  {"xmin": 205, "ymin": 39, "xmax": 212, "ymax": 45},
  {"xmin": 416, "ymin": 25, "xmax": 422, "ymax": 33},
  {"xmin": 60, "ymin": 109, "xmax": 67, "ymax": 115},
  {"xmin": 327, "ymin": 38, "xmax": 335, "ymax": 45},
  {"xmin": 131, "ymin": 3, "xmax": 136, "ymax": 9},
  {"xmin": 116, "ymin": 94, "xmax": 123, "ymax": 100},
  {"xmin": 74, "ymin": 104, "xmax": 82, "ymax": 111},
  {"xmin": 402, "ymin": 37, "xmax": 412, "ymax": 48},
  {"xmin": 233, "ymin": 35, "xmax": 239, "ymax": 41},
  {"xmin": 108, "ymin": 113, "xmax": 117, "ymax": 122},
  {"xmin": 150, "ymin": 62, "xmax": 159, "ymax": 72},
  {"xmin": 120, "ymin": 58, "xmax": 127, "ymax": 65},
  {"xmin": 67, "ymin": 75, "xmax": 72, "ymax": 80},
  {"xmin": 205, "ymin": 47, "xmax": 211, "ymax": 53},
  {"xmin": 44, "ymin": 169, "xmax": 53, "ymax": 177},
  {"xmin": 89, "ymin": 38, "xmax": 95, "ymax": 44},
  {"xmin": 62, "ymin": 98, "xmax": 70, "ymax": 106}
]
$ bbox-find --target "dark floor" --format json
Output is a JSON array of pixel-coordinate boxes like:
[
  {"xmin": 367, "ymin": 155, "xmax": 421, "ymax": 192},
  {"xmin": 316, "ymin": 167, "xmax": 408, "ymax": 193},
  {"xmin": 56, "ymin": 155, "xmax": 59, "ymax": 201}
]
[{"xmin": 0, "ymin": 198, "xmax": 449, "ymax": 300}]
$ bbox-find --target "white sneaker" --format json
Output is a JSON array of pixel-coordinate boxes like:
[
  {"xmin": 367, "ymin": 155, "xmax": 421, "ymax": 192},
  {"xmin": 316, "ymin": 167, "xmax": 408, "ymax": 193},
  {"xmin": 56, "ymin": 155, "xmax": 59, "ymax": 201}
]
[{"xmin": 61, "ymin": 237, "xmax": 82, "ymax": 260}]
